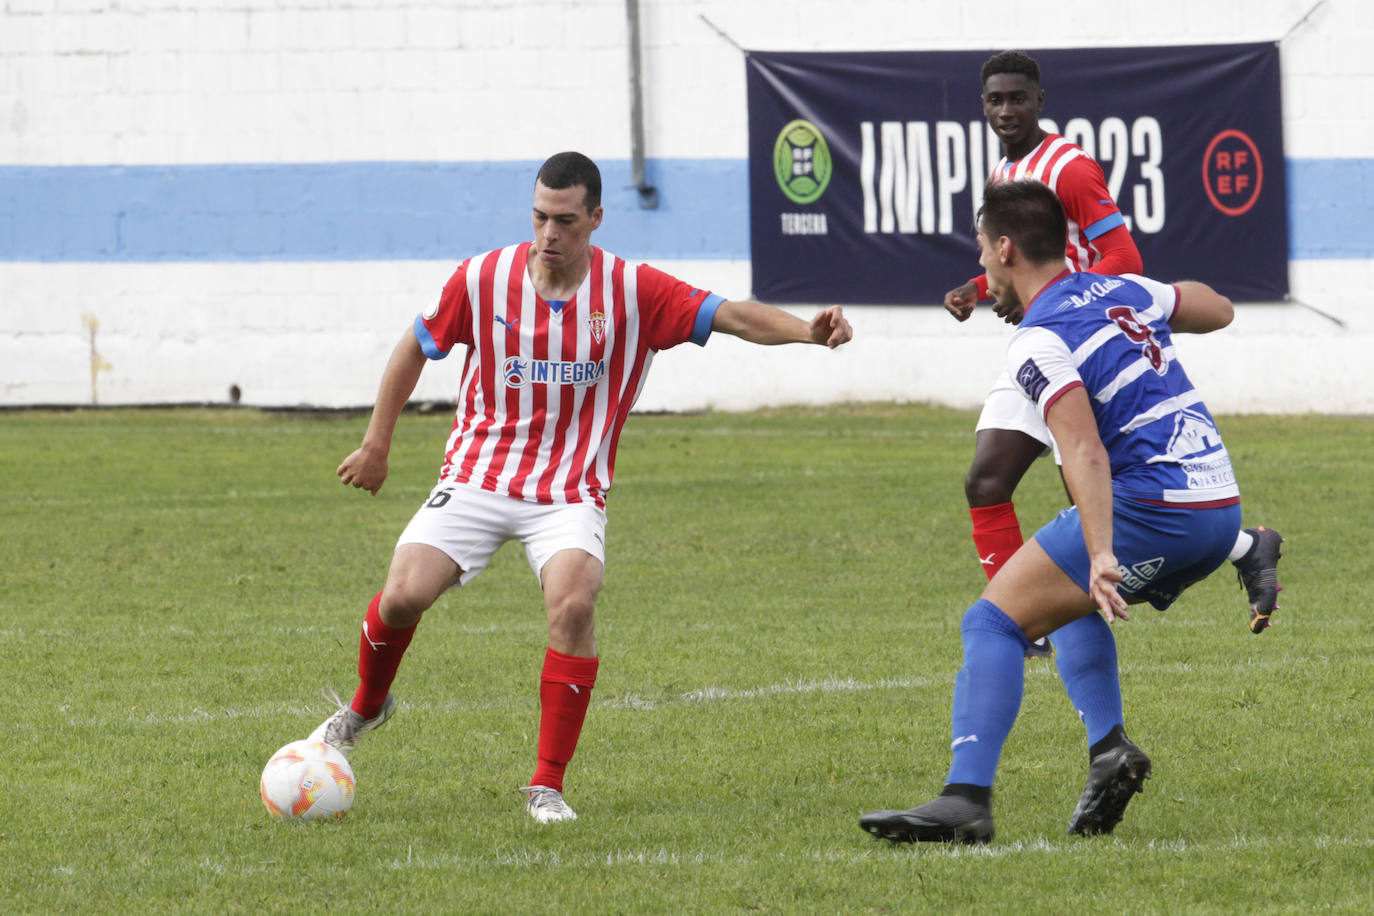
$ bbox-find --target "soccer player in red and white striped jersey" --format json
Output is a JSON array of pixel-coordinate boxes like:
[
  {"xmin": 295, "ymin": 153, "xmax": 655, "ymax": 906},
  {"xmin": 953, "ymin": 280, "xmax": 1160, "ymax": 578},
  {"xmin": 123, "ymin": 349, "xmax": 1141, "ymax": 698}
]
[
  {"xmin": 419, "ymin": 241, "xmax": 719, "ymax": 511},
  {"xmin": 309, "ymin": 151, "xmax": 852, "ymax": 824},
  {"xmin": 942, "ymin": 51, "xmax": 1145, "ymax": 660},
  {"xmin": 986, "ymin": 133, "xmax": 1134, "ymax": 274}
]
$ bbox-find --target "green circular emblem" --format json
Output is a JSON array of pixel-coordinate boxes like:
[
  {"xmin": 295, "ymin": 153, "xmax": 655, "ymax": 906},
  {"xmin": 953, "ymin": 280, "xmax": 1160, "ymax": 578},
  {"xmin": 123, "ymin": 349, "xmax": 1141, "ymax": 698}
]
[{"xmin": 773, "ymin": 119, "xmax": 832, "ymax": 205}]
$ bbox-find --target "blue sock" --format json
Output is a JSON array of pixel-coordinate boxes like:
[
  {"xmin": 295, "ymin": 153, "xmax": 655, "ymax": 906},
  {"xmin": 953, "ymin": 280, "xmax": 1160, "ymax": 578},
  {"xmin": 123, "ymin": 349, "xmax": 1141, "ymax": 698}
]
[
  {"xmin": 945, "ymin": 599, "xmax": 1030, "ymax": 788},
  {"xmin": 1049, "ymin": 612, "xmax": 1124, "ymax": 746}
]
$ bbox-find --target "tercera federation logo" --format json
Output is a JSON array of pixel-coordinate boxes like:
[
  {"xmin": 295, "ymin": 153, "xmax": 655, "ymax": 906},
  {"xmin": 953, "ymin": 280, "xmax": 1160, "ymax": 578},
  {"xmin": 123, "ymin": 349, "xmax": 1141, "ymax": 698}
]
[{"xmin": 773, "ymin": 119, "xmax": 833, "ymax": 204}]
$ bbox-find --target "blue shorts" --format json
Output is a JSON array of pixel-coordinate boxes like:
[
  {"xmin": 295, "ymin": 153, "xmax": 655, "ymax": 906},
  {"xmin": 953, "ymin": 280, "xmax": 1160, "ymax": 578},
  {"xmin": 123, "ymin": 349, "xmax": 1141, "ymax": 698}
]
[{"xmin": 1032, "ymin": 497, "xmax": 1242, "ymax": 611}]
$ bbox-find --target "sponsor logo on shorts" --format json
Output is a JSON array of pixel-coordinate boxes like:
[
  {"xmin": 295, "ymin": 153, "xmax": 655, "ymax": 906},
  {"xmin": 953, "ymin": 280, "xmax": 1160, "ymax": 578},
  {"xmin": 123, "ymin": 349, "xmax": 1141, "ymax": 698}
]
[
  {"xmin": 503, "ymin": 356, "xmax": 607, "ymax": 389},
  {"xmin": 1118, "ymin": 556, "xmax": 1164, "ymax": 593}
]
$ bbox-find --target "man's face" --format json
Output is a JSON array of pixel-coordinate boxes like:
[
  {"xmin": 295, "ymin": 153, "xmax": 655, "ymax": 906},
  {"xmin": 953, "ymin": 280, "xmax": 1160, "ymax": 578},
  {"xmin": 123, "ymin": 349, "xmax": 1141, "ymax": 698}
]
[
  {"xmin": 531, "ymin": 180, "xmax": 603, "ymax": 270},
  {"xmin": 978, "ymin": 226, "xmax": 1024, "ymax": 323},
  {"xmin": 981, "ymin": 72, "xmax": 1044, "ymax": 150}
]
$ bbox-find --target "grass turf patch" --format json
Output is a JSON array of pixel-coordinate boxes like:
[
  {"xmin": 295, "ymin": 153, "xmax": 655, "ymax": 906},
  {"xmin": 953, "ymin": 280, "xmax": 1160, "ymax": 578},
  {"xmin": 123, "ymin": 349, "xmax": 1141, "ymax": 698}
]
[{"xmin": 2, "ymin": 405, "xmax": 1371, "ymax": 913}]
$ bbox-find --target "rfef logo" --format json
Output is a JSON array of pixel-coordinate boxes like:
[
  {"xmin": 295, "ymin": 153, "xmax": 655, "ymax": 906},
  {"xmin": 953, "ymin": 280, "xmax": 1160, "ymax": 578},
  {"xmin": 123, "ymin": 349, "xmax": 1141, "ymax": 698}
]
[
  {"xmin": 773, "ymin": 119, "xmax": 833, "ymax": 204},
  {"xmin": 1202, "ymin": 130, "xmax": 1263, "ymax": 216}
]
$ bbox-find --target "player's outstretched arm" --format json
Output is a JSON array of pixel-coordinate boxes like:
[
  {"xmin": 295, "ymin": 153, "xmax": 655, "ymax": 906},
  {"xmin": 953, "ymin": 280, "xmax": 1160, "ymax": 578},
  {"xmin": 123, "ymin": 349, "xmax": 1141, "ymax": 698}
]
[
  {"xmin": 337, "ymin": 329, "xmax": 428, "ymax": 495},
  {"xmin": 1167, "ymin": 281, "xmax": 1234, "ymax": 335},
  {"xmin": 1045, "ymin": 386, "xmax": 1129, "ymax": 623},
  {"xmin": 711, "ymin": 300, "xmax": 852, "ymax": 348}
]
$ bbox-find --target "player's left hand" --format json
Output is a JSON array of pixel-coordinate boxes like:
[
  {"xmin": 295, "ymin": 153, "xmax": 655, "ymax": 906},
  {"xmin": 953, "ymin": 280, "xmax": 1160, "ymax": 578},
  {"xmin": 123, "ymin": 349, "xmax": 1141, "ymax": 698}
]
[
  {"xmin": 1088, "ymin": 552, "xmax": 1130, "ymax": 623},
  {"xmin": 809, "ymin": 306, "xmax": 853, "ymax": 348},
  {"xmin": 337, "ymin": 443, "xmax": 389, "ymax": 495}
]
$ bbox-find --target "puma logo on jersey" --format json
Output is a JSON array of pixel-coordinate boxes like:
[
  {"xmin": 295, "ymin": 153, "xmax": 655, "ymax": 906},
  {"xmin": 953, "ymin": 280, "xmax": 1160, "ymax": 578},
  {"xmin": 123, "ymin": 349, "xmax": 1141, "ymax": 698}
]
[
  {"xmin": 494, "ymin": 314, "xmax": 520, "ymax": 335},
  {"xmin": 362, "ymin": 621, "xmax": 387, "ymax": 651}
]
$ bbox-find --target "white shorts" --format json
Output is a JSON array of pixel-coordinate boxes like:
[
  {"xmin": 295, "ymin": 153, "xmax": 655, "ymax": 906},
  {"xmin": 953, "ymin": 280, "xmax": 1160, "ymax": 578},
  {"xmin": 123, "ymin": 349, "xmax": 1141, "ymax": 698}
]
[
  {"xmin": 975, "ymin": 369, "xmax": 1055, "ymax": 457},
  {"xmin": 395, "ymin": 482, "xmax": 607, "ymax": 588}
]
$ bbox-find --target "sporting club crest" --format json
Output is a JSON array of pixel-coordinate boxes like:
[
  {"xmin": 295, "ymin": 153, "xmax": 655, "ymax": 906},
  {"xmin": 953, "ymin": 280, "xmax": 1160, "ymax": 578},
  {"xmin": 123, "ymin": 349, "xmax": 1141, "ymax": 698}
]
[{"xmin": 587, "ymin": 310, "xmax": 607, "ymax": 344}]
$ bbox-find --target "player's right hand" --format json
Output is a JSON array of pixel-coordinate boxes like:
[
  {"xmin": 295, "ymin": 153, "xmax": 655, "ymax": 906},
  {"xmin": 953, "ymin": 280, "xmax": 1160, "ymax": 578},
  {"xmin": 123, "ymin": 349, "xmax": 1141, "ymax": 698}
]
[
  {"xmin": 943, "ymin": 282, "xmax": 979, "ymax": 321},
  {"xmin": 337, "ymin": 445, "xmax": 389, "ymax": 495},
  {"xmin": 1088, "ymin": 552, "xmax": 1130, "ymax": 623}
]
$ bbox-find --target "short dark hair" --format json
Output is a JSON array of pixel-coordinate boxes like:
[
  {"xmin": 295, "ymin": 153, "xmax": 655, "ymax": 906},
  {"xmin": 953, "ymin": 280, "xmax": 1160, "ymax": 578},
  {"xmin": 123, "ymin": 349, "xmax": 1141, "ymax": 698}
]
[
  {"xmin": 981, "ymin": 50, "xmax": 1041, "ymax": 88},
  {"xmin": 536, "ymin": 151, "xmax": 602, "ymax": 211},
  {"xmin": 977, "ymin": 180, "xmax": 1067, "ymax": 265}
]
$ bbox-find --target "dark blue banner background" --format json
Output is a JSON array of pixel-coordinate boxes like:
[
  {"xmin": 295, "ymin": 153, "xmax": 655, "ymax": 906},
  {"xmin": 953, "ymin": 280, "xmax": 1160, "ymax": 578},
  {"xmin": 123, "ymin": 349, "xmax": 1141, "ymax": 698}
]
[{"xmin": 747, "ymin": 43, "xmax": 1288, "ymax": 304}]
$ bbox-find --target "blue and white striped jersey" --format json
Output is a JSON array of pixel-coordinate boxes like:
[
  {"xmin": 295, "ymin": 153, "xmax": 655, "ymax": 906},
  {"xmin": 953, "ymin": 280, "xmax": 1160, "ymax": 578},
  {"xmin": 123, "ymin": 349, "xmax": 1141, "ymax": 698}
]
[{"xmin": 1005, "ymin": 271, "xmax": 1240, "ymax": 507}]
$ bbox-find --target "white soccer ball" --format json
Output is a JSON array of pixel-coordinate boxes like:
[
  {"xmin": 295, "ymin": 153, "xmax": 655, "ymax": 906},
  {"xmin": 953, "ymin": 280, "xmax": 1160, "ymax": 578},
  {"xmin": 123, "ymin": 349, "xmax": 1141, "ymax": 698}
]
[{"xmin": 259, "ymin": 739, "xmax": 356, "ymax": 822}]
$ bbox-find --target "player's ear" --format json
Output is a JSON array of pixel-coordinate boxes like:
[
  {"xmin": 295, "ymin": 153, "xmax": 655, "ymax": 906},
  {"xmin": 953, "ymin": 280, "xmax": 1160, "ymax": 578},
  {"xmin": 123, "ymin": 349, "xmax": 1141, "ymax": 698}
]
[
  {"xmin": 998, "ymin": 235, "xmax": 1014, "ymax": 265},
  {"xmin": 589, "ymin": 206, "xmax": 603, "ymax": 230}
]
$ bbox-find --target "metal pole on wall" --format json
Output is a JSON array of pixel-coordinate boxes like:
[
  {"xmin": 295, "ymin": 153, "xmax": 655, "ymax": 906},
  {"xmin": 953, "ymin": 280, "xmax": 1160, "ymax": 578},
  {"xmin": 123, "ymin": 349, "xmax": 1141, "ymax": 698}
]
[{"xmin": 626, "ymin": 0, "xmax": 658, "ymax": 208}]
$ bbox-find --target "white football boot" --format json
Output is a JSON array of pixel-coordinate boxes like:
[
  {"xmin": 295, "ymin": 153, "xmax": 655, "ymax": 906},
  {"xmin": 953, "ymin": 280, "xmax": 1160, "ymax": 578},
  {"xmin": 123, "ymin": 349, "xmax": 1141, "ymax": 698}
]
[
  {"xmin": 518, "ymin": 785, "xmax": 578, "ymax": 823},
  {"xmin": 309, "ymin": 688, "xmax": 396, "ymax": 759}
]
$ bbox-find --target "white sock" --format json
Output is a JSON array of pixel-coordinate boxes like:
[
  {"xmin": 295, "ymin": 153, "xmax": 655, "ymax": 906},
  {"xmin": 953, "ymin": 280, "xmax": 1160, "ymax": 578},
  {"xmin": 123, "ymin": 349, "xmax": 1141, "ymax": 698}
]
[{"xmin": 1228, "ymin": 529, "xmax": 1254, "ymax": 562}]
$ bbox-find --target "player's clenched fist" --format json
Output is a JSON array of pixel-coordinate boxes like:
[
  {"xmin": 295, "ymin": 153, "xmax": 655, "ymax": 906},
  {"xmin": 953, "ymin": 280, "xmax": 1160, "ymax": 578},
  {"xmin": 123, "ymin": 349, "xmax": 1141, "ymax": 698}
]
[{"xmin": 337, "ymin": 445, "xmax": 388, "ymax": 495}]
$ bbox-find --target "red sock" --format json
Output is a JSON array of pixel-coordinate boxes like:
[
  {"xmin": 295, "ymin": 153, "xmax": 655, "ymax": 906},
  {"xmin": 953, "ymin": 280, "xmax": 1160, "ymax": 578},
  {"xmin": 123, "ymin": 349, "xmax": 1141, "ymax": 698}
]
[
  {"xmin": 350, "ymin": 591, "xmax": 416, "ymax": 719},
  {"xmin": 530, "ymin": 648, "xmax": 599, "ymax": 792},
  {"xmin": 970, "ymin": 502, "xmax": 1024, "ymax": 581}
]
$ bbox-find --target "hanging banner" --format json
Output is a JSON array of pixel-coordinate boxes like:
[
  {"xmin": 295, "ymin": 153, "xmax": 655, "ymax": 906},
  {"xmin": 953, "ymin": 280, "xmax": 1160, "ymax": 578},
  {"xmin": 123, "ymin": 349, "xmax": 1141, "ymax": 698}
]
[{"xmin": 746, "ymin": 43, "xmax": 1288, "ymax": 304}]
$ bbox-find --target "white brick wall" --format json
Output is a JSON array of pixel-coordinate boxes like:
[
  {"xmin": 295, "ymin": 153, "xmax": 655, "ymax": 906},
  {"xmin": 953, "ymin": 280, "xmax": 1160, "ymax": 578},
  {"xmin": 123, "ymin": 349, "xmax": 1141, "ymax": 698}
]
[
  {"xmin": 7, "ymin": 0, "xmax": 1360, "ymax": 166},
  {"xmin": 3, "ymin": 0, "xmax": 1373, "ymax": 411}
]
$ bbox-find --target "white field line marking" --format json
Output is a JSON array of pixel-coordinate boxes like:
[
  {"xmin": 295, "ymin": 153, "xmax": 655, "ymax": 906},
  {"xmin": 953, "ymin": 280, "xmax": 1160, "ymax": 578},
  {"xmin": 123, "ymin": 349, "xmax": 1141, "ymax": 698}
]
[
  {"xmin": 48, "ymin": 653, "xmax": 1308, "ymax": 729},
  {"xmin": 90, "ymin": 676, "xmax": 938, "ymax": 727},
  {"xmin": 344, "ymin": 833, "xmax": 1374, "ymax": 874},
  {"xmin": 90, "ymin": 832, "xmax": 1374, "ymax": 878}
]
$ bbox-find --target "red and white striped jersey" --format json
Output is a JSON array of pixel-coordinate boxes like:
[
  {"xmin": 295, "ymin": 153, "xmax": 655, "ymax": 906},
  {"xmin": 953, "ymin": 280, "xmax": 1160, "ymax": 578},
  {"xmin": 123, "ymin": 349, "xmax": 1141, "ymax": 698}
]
[
  {"xmin": 990, "ymin": 134, "xmax": 1127, "ymax": 271},
  {"xmin": 415, "ymin": 243, "xmax": 722, "ymax": 509}
]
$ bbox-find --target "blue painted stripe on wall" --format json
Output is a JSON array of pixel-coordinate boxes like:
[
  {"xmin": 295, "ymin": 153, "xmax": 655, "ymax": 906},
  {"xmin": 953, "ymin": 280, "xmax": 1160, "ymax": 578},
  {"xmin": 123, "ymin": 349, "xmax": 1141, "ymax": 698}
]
[
  {"xmin": 0, "ymin": 159, "xmax": 749, "ymax": 263},
  {"xmin": 0, "ymin": 157, "xmax": 1365, "ymax": 262},
  {"xmin": 1286, "ymin": 158, "xmax": 1374, "ymax": 259}
]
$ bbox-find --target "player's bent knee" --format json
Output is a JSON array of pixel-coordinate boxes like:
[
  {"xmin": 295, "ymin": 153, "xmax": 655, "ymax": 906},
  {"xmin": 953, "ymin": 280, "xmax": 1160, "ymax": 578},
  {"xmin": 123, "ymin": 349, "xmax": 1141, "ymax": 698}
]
[
  {"xmin": 379, "ymin": 586, "xmax": 434, "ymax": 628},
  {"xmin": 964, "ymin": 467, "xmax": 1017, "ymax": 507},
  {"xmin": 380, "ymin": 568, "xmax": 453, "ymax": 625}
]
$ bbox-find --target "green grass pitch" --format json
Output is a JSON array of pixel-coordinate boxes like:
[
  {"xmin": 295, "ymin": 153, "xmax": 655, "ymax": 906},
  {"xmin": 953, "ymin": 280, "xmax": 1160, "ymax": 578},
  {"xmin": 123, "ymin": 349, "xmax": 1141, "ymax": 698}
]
[{"xmin": 2, "ymin": 404, "xmax": 1371, "ymax": 913}]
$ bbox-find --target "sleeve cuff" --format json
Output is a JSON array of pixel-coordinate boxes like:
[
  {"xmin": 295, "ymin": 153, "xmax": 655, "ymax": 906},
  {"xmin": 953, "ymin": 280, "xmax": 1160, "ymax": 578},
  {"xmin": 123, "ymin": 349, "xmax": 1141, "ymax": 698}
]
[
  {"xmin": 1041, "ymin": 379, "xmax": 1085, "ymax": 418},
  {"xmin": 691, "ymin": 293, "xmax": 726, "ymax": 346},
  {"xmin": 1083, "ymin": 211, "xmax": 1126, "ymax": 240},
  {"xmin": 413, "ymin": 314, "xmax": 447, "ymax": 360}
]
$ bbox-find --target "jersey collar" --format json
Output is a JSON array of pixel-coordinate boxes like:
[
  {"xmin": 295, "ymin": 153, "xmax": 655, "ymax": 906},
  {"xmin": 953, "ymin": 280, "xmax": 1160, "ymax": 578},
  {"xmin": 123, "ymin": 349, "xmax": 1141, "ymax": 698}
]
[{"xmin": 1023, "ymin": 268, "xmax": 1075, "ymax": 318}]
